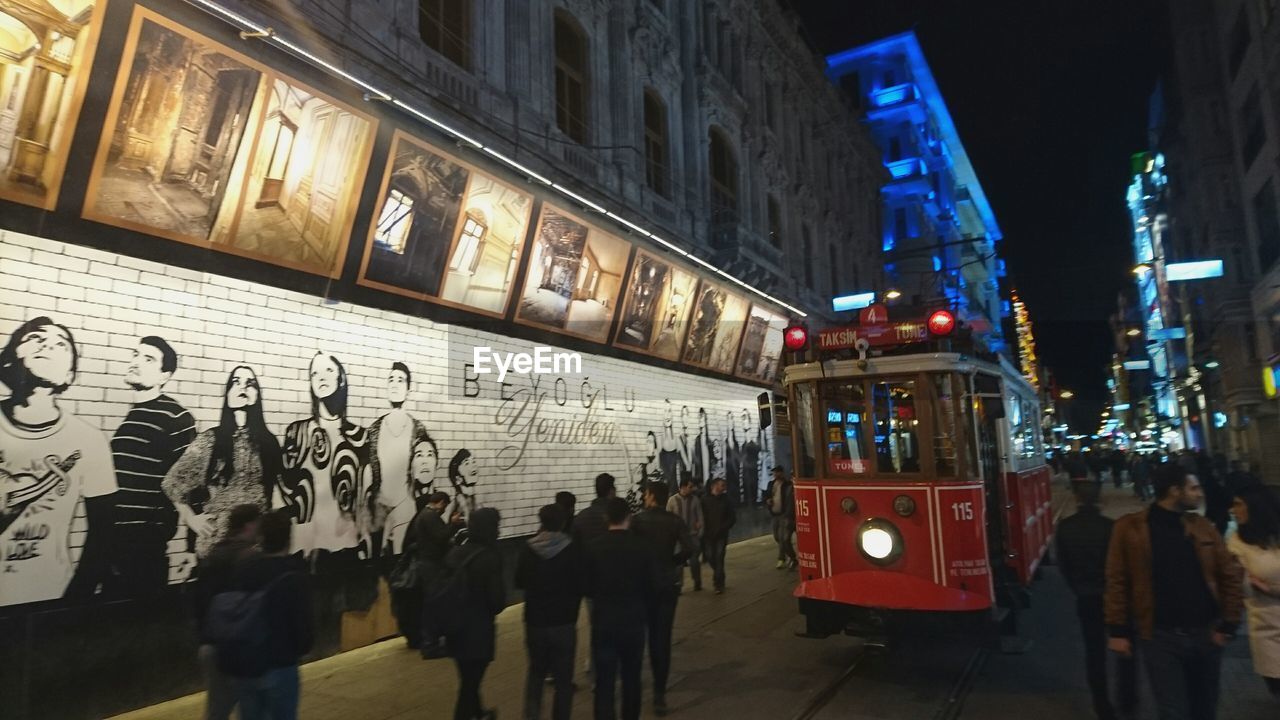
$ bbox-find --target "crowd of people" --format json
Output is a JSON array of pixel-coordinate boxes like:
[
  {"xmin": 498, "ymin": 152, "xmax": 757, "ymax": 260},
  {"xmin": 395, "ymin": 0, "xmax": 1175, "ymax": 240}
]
[
  {"xmin": 1055, "ymin": 450, "xmax": 1280, "ymax": 720},
  {"xmin": 190, "ymin": 466, "xmax": 799, "ymax": 720}
]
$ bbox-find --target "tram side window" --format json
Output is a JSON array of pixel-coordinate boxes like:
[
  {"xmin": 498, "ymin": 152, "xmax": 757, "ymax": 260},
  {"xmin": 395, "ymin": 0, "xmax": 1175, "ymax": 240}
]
[
  {"xmin": 821, "ymin": 382, "xmax": 870, "ymax": 475},
  {"xmin": 1022, "ymin": 399, "xmax": 1040, "ymax": 460},
  {"xmin": 872, "ymin": 381, "xmax": 921, "ymax": 473},
  {"xmin": 792, "ymin": 382, "xmax": 818, "ymax": 477},
  {"xmin": 1008, "ymin": 392, "xmax": 1026, "ymax": 460},
  {"xmin": 932, "ymin": 374, "xmax": 959, "ymax": 476}
]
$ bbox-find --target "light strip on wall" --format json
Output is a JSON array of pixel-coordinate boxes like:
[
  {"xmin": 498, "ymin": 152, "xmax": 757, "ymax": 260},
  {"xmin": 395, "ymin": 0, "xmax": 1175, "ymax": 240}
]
[{"xmin": 182, "ymin": 0, "xmax": 807, "ymax": 318}]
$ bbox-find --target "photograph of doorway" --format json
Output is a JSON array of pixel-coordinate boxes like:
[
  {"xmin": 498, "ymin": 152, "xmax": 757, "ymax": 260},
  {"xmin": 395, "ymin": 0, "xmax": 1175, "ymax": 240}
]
[
  {"xmin": 735, "ymin": 304, "xmax": 787, "ymax": 382},
  {"xmin": 614, "ymin": 249, "xmax": 698, "ymax": 361},
  {"xmin": 683, "ymin": 281, "xmax": 749, "ymax": 374}
]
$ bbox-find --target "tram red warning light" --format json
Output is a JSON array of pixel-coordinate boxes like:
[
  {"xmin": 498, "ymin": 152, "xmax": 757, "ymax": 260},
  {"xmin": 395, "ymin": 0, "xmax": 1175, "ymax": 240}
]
[
  {"xmin": 783, "ymin": 325, "xmax": 809, "ymax": 351},
  {"xmin": 927, "ymin": 310, "xmax": 956, "ymax": 337}
]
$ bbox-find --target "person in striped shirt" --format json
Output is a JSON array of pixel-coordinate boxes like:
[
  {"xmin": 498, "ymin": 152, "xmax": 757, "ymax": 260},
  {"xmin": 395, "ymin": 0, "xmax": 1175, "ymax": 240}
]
[{"xmin": 107, "ymin": 336, "xmax": 196, "ymax": 597}]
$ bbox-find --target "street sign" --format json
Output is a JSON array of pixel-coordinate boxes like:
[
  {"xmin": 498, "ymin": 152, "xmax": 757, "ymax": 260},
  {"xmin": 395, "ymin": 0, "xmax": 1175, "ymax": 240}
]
[
  {"xmin": 817, "ymin": 321, "xmax": 930, "ymax": 350},
  {"xmin": 859, "ymin": 303, "xmax": 889, "ymax": 325}
]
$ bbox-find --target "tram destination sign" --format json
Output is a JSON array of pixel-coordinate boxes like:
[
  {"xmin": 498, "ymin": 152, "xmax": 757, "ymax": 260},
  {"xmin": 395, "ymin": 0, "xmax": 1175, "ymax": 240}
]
[{"xmin": 816, "ymin": 321, "xmax": 930, "ymax": 350}]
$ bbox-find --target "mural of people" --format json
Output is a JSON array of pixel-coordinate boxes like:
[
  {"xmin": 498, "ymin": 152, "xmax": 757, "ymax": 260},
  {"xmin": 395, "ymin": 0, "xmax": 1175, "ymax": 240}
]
[
  {"xmin": 740, "ymin": 409, "xmax": 761, "ymax": 505},
  {"xmin": 409, "ymin": 426, "xmax": 439, "ymax": 501},
  {"xmin": 690, "ymin": 408, "xmax": 717, "ymax": 487},
  {"xmin": 280, "ymin": 353, "xmax": 369, "ymax": 557},
  {"xmin": 107, "ymin": 336, "xmax": 197, "ymax": 596},
  {"xmin": 364, "ymin": 362, "xmax": 429, "ymax": 557},
  {"xmin": 723, "ymin": 410, "xmax": 743, "ymax": 506},
  {"xmin": 0, "ymin": 317, "xmax": 117, "ymax": 606},
  {"xmin": 445, "ymin": 448, "xmax": 480, "ymax": 525},
  {"xmin": 658, "ymin": 400, "xmax": 688, "ymax": 491},
  {"xmin": 162, "ymin": 366, "xmax": 281, "ymax": 559}
]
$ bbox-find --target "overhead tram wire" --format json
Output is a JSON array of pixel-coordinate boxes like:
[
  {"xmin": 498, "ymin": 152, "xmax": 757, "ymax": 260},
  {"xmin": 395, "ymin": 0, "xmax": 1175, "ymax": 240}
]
[{"xmin": 180, "ymin": 0, "xmax": 809, "ymax": 317}]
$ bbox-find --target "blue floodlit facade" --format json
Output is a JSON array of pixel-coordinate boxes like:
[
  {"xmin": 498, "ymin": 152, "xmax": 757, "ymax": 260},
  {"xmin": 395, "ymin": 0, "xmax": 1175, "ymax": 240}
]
[{"xmin": 826, "ymin": 32, "xmax": 1007, "ymax": 354}]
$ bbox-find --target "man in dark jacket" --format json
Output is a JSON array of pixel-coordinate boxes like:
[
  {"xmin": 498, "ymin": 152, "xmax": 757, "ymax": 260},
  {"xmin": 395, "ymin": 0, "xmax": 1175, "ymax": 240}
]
[
  {"xmin": 196, "ymin": 503, "xmax": 261, "ymax": 720},
  {"xmin": 444, "ymin": 508, "xmax": 505, "ymax": 720},
  {"xmin": 414, "ymin": 491, "xmax": 453, "ymax": 658},
  {"xmin": 701, "ymin": 477, "xmax": 736, "ymax": 593},
  {"xmin": 574, "ymin": 473, "xmax": 616, "ymax": 547},
  {"xmin": 631, "ymin": 482, "xmax": 694, "ymax": 715},
  {"xmin": 516, "ymin": 504, "xmax": 582, "ymax": 720},
  {"xmin": 231, "ymin": 510, "xmax": 312, "ymax": 720},
  {"xmin": 586, "ymin": 497, "xmax": 658, "ymax": 720},
  {"xmin": 1057, "ymin": 481, "xmax": 1135, "ymax": 720}
]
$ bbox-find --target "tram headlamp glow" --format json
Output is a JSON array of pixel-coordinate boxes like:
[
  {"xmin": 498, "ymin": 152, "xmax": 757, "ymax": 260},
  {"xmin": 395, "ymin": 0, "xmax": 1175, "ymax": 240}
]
[{"xmin": 857, "ymin": 518, "xmax": 903, "ymax": 565}]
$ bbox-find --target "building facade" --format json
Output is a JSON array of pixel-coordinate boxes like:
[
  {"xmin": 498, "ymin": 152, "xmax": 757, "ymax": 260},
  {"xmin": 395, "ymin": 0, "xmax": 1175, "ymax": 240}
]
[
  {"xmin": 824, "ymin": 31, "xmax": 1008, "ymax": 354},
  {"xmin": 0, "ymin": 1, "xmax": 885, "ymax": 717}
]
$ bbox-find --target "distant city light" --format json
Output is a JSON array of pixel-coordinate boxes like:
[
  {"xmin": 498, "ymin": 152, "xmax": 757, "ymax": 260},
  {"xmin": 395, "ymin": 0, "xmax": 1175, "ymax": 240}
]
[
  {"xmin": 1059, "ymin": 390, "xmax": 1075, "ymax": 399},
  {"xmin": 1150, "ymin": 328, "xmax": 1187, "ymax": 341},
  {"xmin": 1165, "ymin": 260, "xmax": 1224, "ymax": 282},
  {"xmin": 1133, "ymin": 264, "xmax": 1152, "ymax": 275},
  {"xmin": 1113, "ymin": 403, "xmax": 1131, "ymax": 411},
  {"xmin": 1213, "ymin": 412, "xmax": 1228, "ymax": 429},
  {"xmin": 833, "ymin": 292, "xmax": 876, "ymax": 312},
  {"xmin": 884, "ymin": 289, "xmax": 903, "ymax": 300},
  {"xmin": 1204, "ymin": 360, "xmax": 1220, "ymax": 369},
  {"xmin": 1123, "ymin": 360, "xmax": 1151, "ymax": 370},
  {"xmin": 1126, "ymin": 328, "xmax": 1141, "ymax": 337}
]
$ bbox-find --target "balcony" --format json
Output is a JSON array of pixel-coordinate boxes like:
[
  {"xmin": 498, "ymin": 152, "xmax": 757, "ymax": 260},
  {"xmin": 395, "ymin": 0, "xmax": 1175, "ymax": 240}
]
[
  {"xmin": 866, "ymin": 83, "xmax": 927, "ymax": 124},
  {"xmin": 884, "ymin": 157, "xmax": 929, "ymax": 194}
]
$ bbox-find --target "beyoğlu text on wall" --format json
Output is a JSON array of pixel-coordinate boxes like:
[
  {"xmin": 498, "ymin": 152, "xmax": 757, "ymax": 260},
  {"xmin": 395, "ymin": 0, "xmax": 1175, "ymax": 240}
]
[{"xmin": 0, "ymin": 1, "xmax": 790, "ymax": 715}]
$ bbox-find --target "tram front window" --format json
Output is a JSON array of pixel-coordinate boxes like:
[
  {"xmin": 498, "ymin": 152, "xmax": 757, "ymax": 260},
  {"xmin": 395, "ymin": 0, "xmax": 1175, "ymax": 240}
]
[
  {"xmin": 821, "ymin": 382, "xmax": 869, "ymax": 475},
  {"xmin": 872, "ymin": 381, "xmax": 921, "ymax": 473}
]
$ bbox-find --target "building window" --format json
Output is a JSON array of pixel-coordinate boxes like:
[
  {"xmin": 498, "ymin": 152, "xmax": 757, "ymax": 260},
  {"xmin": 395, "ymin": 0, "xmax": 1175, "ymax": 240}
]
[
  {"xmin": 829, "ymin": 244, "xmax": 839, "ymax": 295},
  {"xmin": 888, "ymin": 136, "xmax": 902, "ymax": 162},
  {"xmin": 1227, "ymin": 7, "xmax": 1250, "ymax": 78},
  {"xmin": 802, "ymin": 224, "xmax": 814, "ymax": 289},
  {"xmin": 1254, "ymin": 179, "xmax": 1280, "ymax": 273},
  {"xmin": 419, "ymin": 0, "xmax": 469, "ymax": 69},
  {"xmin": 1239, "ymin": 86, "xmax": 1266, "ymax": 170},
  {"xmin": 449, "ymin": 212, "xmax": 487, "ymax": 274},
  {"xmin": 767, "ymin": 195, "xmax": 782, "ymax": 248},
  {"xmin": 554, "ymin": 12, "xmax": 589, "ymax": 143},
  {"xmin": 709, "ymin": 126, "xmax": 738, "ymax": 218},
  {"xmin": 643, "ymin": 89, "xmax": 669, "ymax": 197}
]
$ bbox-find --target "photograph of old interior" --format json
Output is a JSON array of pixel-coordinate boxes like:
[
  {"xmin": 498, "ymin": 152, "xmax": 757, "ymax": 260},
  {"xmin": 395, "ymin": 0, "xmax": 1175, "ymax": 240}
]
[
  {"xmin": 0, "ymin": 0, "xmax": 103, "ymax": 208},
  {"xmin": 683, "ymin": 282, "xmax": 749, "ymax": 374},
  {"xmin": 614, "ymin": 250, "xmax": 698, "ymax": 361},
  {"xmin": 736, "ymin": 304, "xmax": 788, "ymax": 382},
  {"xmin": 85, "ymin": 12, "xmax": 374, "ymax": 277},
  {"xmin": 516, "ymin": 205, "xmax": 630, "ymax": 342},
  {"xmin": 362, "ymin": 133, "xmax": 469, "ymax": 298}
]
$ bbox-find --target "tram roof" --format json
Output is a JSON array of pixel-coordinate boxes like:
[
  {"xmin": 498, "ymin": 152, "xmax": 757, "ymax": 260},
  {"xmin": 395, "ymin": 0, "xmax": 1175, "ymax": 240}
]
[{"xmin": 783, "ymin": 352, "xmax": 1038, "ymax": 397}]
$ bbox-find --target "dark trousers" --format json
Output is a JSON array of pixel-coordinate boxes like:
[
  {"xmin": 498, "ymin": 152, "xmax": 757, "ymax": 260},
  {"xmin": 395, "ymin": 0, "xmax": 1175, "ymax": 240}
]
[
  {"xmin": 452, "ymin": 657, "xmax": 489, "ymax": 720},
  {"xmin": 525, "ymin": 623, "xmax": 576, "ymax": 720},
  {"xmin": 420, "ymin": 572, "xmax": 444, "ymax": 650},
  {"xmin": 704, "ymin": 536, "xmax": 728, "ymax": 590},
  {"xmin": 684, "ymin": 537, "xmax": 703, "ymax": 590},
  {"xmin": 593, "ymin": 624, "xmax": 645, "ymax": 720},
  {"xmin": 646, "ymin": 589, "xmax": 679, "ymax": 698},
  {"xmin": 1077, "ymin": 595, "xmax": 1136, "ymax": 719},
  {"xmin": 391, "ymin": 587, "xmax": 423, "ymax": 648},
  {"xmin": 772, "ymin": 517, "xmax": 796, "ymax": 563},
  {"xmin": 1139, "ymin": 627, "xmax": 1223, "ymax": 720}
]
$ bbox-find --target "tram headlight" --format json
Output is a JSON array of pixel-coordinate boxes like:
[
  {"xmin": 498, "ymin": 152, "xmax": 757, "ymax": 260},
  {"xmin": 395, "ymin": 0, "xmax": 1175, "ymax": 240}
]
[
  {"xmin": 892, "ymin": 495, "xmax": 916, "ymax": 517},
  {"xmin": 857, "ymin": 518, "xmax": 904, "ymax": 565}
]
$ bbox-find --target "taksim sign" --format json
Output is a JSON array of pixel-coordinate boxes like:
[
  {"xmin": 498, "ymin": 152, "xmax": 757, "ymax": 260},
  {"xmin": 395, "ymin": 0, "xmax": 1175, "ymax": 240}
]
[{"xmin": 817, "ymin": 322, "xmax": 929, "ymax": 350}]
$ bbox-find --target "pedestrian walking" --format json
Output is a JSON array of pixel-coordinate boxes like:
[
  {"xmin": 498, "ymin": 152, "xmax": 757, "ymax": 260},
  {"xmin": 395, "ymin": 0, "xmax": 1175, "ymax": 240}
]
[
  {"xmin": 764, "ymin": 466, "xmax": 797, "ymax": 569},
  {"xmin": 585, "ymin": 497, "xmax": 657, "ymax": 720},
  {"xmin": 574, "ymin": 473, "xmax": 616, "ymax": 548},
  {"xmin": 1130, "ymin": 454, "xmax": 1152, "ymax": 502},
  {"xmin": 1105, "ymin": 464, "xmax": 1244, "ymax": 720},
  {"xmin": 555, "ymin": 490, "xmax": 577, "ymax": 533},
  {"xmin": 443, "ymin": 508, "xmax": 505, "ymax": 720},
  {"xmin": 701, "ymin": 477, "xmax": 736, "ymax": 594},
  {"xmin": 1057, "ymin": 481, "xmax": 1136, "ymax": 720},
  {"xmin": 415, "ymin": 491, "xmax": 454, "ymax": 658},
  {"xmin": 632, "ymin": 482, "xmax": 694, "ymax": 715},
  {"xmin": 516, "ymin": 503, "xmax": 583, "ymax": 720},
  {"xmin": 230, "ymin": 510, "xmax": 313, "ymax": 720},
  {"xmin": 388, "ymin": 495, "xmax": 428, "ymax": 650},
  {"xmin": 666, "ymin": 475, "xmax": 704, "ymax": 591},
  {"xmin": 1226, "ymin": 484, "xmax": 1280, "ymax": 698},
  {"xmin": 195, "ymin": 504, "xmax": 262, "ymax": 720}
]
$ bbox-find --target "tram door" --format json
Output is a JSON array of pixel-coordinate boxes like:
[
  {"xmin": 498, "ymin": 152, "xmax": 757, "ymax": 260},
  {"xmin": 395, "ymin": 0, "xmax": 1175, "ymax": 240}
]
[{"xmin": 969, "ymin": 374, "xmax": 1008, "ymax": 570}]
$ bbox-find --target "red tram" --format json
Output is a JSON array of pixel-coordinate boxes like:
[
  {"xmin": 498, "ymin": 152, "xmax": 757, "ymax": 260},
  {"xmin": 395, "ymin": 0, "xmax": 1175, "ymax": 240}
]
[{"xmin": 783, "ymin": 324, "xmax": 1052, "ymax": 638}]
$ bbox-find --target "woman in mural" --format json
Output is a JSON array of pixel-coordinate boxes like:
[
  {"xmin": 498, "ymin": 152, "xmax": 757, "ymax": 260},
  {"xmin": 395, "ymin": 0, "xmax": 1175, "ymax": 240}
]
[
  {"xmin": 446, "ymin": 448, "xmax": 480, "ymax": 527},
  {"xmin": 280, "ymin": 353, "xmax": 369, "ymax": 562},
  {"xmin": 627, "ymin": 430, "xmax": 663, "ymax": 513},
  {"xmin": 162, "ymin": 365, "xmax": 282, "ymax": 559},
  {"xmin": 658, "ymin": 400, "xmax": 689, "ymax": 491}
]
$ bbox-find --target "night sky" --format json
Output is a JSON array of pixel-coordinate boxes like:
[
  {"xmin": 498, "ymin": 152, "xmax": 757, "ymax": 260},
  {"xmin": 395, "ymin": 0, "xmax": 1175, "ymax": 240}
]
[{"xmin": 792, "ymin": 0, "xmax": 1168, "ymax": 429}]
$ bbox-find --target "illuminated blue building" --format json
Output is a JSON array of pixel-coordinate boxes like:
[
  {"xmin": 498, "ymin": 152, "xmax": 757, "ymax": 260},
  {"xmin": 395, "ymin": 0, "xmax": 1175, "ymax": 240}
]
[{"xmin": 826, "ymin": 31, "xmax": 1007, "ymax": 354}]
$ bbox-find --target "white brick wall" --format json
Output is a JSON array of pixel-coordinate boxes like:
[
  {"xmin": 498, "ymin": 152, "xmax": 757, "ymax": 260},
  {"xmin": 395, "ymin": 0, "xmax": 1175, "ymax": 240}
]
[{"xmin": 0, "ymin": 231, "xmax": 776, "ymax": 551}]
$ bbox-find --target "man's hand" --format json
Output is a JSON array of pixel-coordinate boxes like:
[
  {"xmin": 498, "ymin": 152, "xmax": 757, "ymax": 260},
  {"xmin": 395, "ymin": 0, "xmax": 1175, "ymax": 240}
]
[
  {"xmin": 188, "ymin": 512, "xmax": 215, "ymax": 538},
  {"xmin": 1108, "ymin": 637, "xmax": 1132, "ymax": 656}
]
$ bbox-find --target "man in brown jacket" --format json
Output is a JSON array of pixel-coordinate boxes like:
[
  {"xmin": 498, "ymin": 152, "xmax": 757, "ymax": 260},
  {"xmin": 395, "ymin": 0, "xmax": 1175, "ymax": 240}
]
[{"xmin": 1105, "ymin": 463, "xmax": 1244, "ymax": 720}]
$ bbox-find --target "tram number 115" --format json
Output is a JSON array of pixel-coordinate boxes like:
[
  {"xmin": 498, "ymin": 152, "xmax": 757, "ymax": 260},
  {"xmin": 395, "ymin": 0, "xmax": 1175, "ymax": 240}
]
[{"xmin": 951, "ymin": 501, "xmax": 975, "ymax": 521}]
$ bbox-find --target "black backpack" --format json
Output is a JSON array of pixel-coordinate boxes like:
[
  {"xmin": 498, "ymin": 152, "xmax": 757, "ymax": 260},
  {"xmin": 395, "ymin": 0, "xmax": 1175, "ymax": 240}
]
[
  {"xmin": 205, "ymin": 572, "xmax": 298, "ymax": 677},
  {"xmin": 424, "ymin": 548, "xmax": 481, "ymax": 637}
]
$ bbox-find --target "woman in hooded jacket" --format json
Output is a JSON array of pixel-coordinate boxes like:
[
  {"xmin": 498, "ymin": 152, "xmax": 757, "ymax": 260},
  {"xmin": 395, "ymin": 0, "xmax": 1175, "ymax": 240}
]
[
  {"xmin": 445, "ymin": 507, "xmax": 505, "ymax": 720},
  {"xmin": 1226, "ymin": 484, "xmax": 1280, "ymax": 697}
]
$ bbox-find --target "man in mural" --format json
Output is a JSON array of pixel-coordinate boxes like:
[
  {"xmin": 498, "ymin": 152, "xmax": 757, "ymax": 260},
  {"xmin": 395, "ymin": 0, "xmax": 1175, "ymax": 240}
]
[
  {"xmin": 740, "ymin": 409, "xmax": 761, "ymax": 505},
  {"xmin": 690, "ymin": 408, "xmax": 716, "ymax": 487},
  {"xmin": 363, "ymin": 362, "xmax": 429, "ymax": 558},
  {"xmin": 657, "ymin": 401, "xmax": 687, "ymax": 491},
  {"xmin": 445, "ymin": 448, "xmax": 480, "ymax": 529},
  {"xmin": 281, "ymin": 352, "xmax": 369, "ymax": 567},
  {"xmin": 723, "ymin": 411, "xmax": 743, "ymax": 506},
  {"xmin": 108, "ymin": 336, "xmax": 197, "ymax": 596},
  {"xmin": 0, "ymin": 317, "xmax": 117, "ymax": 605}
]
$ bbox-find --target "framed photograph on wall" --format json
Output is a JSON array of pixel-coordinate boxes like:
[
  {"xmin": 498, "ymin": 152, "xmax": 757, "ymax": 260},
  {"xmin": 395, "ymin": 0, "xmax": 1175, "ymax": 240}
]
[
  {"xmin": 682, "ymin": 280, "xmax": 750, "ymax": 375},
  {"xmin": 612, "ymin": 249, "xmax": 698, "ymax": 362},
  {"xmin": 82, "ymin": 7, "xmax": 376, "ymax": 278},
  {"xmin": 515, "ymin": 203, "xmax": 631, "ymax": 343},
  {"xmin": 357, "ymin": 130, "xmax": 535, "ymax": 317},
  {"xmin": 735, "ymin": 303, "xmax": 788, "ymax": 383},
  {"xmin": 0, "ymin": 0, "xmax": 109, "ymax": 209}
]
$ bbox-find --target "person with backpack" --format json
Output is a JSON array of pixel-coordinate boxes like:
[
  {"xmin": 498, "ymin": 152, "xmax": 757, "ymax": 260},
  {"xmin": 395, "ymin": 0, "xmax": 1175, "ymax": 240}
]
[
  {"xmin": 442, "ymin": 507, "xmax": 505, "ymax": 720},
  {"xmin": 195, "ymin": 503, "xmax": 262, "ymax": 720},
  {"xmin": 414, "ymin": 490, "xmax": 454, "ymax": 658},
  {"xmin": 223, "ymin": 509, "xmax": 312, "ymax": 720},
  {"xmin": 516, "ymin": 504, "xmax": 583, "ymax": 720}
]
